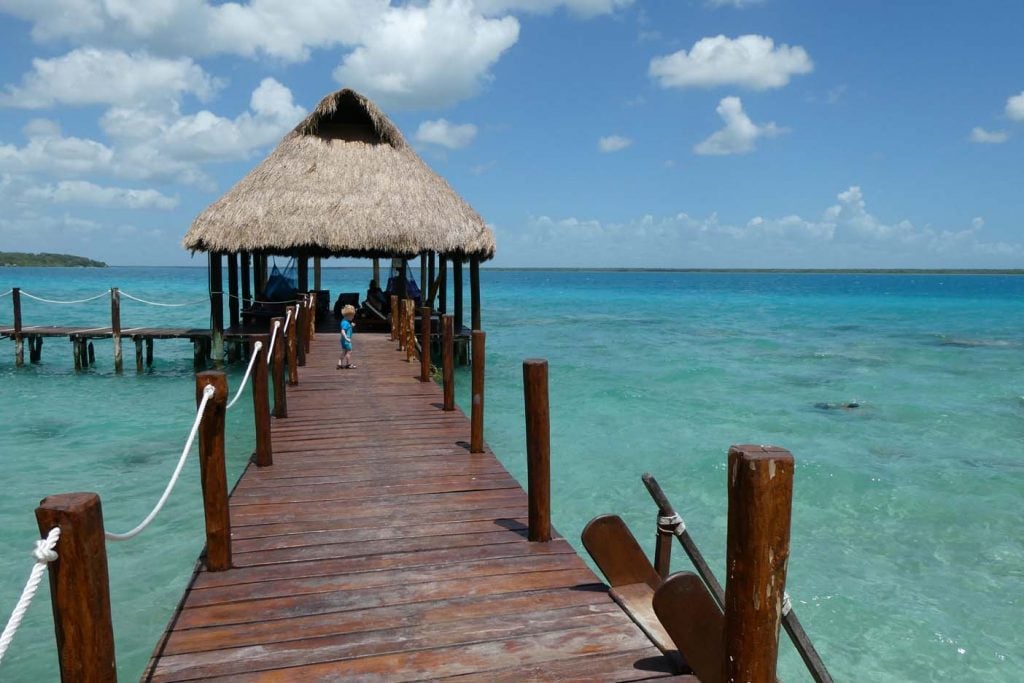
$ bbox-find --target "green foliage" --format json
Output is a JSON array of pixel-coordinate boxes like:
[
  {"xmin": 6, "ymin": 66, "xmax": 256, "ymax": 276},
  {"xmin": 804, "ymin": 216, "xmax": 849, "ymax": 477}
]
[{"xmin": 0, "ymin": 252, "xmax": 107, "ymax": 267}]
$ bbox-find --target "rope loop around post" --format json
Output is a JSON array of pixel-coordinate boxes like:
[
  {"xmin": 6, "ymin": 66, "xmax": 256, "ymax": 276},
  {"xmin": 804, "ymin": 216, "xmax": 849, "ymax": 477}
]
[
  {"xmin": 265, "ymin": 319, "xmax": 283, "ymax": 366},
  {"xmin": 104, "ymin": 385, "xmax": 216, "ymax": 542},
  {"xmin": 0, "ymin": 527, "xmax": 61, "ymax": 666},
  {"xmin": 658, "ymin": 512, "xmax": 686, "ymax": 535},
  {"xmin": 19, "ymin": 289, "xmax": 110, "ymax": 305},
  {"xmin": 226, "ymin": 341, "xmax": 264, "ymax": 410}
]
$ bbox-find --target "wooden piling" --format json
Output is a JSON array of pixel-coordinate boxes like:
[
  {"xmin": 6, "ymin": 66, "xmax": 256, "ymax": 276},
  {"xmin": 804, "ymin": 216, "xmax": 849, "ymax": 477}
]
[
  {"xmin": 442, "ymin": 315, "xmax": 455, "ymax": 411},
  {"xmin": 195, "ymin": 371, "xmax": 231, "ymax": 571},
  {"xmin": 389, "ymin": 295, "xmax": 399, "ymax": 341},
  {"xmin": 723, "ymin": 444, "xmax": 794, "ymax": 683},
  {"xmin": 73, "ymin": 338, "xmax": 82, "ymax": 371},
  {"xmin": 12, "ymin": 287, "xmax": 23, "ymax": 366},
  {"xmin": 296, "ymin": 303, "xmax": 307, "ymax": 367},
  {"xmin": 251, "ymin": 335, "xmax": 273, "ymax": 467},
  {"xmin": 87, "ymin": 341, "xmax": 95, "ymax": 366},
  {"xmin": 523, "ymin": 359, "xmax": 552, "ymax": 542},
  {"xmin": 29, "ymin": 336, "xmax": 42, "ymax": 363},
  {"xmin": 286, "ymin": 305, "xmax": 298, "ymax": 386},
  {"xmin": 146, "ymin": 338, "xmax": 154, "ymax": 367},
  {"xmin": 270, "ymin": 317, "xmax": 287, "ymax": 418},
  {"xmin": 419, "ymin": 306, "xmax": 431, "ymax": 382},
  {"xmin": 35, "ymin": 492, "xmax": 117, "ymax": 683},
  {"xmin": 470, "ymin": 330, "xmax": 486, "ymax": 453},
  {"xmin": 111, "ymin": 288, "xmax": 122, "ymax": 373},
  {"xmin": 135, "ymin": 338, "xmax": 144, "ymax": 373}
]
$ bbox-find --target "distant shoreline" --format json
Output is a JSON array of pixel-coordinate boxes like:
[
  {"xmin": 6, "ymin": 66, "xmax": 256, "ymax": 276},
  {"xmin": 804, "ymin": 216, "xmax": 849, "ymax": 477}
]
[{"xmin": 0, "ymin": 252, "xmax": 107, "ymax": 267}]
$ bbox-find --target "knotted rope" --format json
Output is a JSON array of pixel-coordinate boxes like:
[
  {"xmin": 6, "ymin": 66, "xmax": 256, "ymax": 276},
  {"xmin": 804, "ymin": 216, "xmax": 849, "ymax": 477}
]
[
  {"xmin": 0, "ymin": 528, "xmax": 61, "ymax": 666},
  {"xmin": 226, "ymin": 342, "xmax": 264, "ymax": 410},
  {"xmin": 20, "ymin": 290, "xmax": 110, "ymax": 304},
  {"xmin": 104, "ymin": 385, "xmax": 216, "ymax": 542},
  {"xmin": 119, "ymin": 291, "xmax": 209, "ymax": 308}
]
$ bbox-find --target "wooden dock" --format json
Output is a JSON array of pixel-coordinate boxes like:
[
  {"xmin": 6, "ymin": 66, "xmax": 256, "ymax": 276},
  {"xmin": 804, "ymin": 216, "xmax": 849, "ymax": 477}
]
[{"xmin": 143, "ymin": 333, "xmax": 685, "ymax": 682}]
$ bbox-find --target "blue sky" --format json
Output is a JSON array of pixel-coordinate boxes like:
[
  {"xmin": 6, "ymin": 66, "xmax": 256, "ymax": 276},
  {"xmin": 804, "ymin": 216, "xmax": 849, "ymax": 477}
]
[{"xmin": 0, "ymin": 0, "xmax": 1021, "ymax": 268}]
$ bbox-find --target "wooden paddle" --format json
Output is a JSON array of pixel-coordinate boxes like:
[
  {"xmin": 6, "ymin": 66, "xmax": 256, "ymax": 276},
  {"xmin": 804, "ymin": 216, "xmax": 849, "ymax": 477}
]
[{"xmin": 653, "ymin": 572, "xmax": 726, "ymax": 683}]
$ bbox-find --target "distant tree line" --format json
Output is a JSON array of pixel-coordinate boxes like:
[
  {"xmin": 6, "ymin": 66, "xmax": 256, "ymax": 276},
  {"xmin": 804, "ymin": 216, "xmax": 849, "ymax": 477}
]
[{"xmin": 0, "ymin": 252, "xmax": 108, "ymax": 267}]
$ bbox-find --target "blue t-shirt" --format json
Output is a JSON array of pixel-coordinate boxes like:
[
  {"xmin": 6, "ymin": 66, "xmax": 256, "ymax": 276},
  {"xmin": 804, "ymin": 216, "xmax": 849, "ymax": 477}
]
[{"xmin": 340, "ymin": 319, "xmax": 353, "ymax": 348}]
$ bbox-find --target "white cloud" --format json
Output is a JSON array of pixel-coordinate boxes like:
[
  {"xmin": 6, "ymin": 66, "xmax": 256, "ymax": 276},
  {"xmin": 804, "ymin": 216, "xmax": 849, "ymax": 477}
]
[
  {"xmin": 0, "ymin": 119, "xmax": 115, "ymax": 174},
  {"xmin": 498, "ymin": 186, "xmax": 1016, "ymax": 268},
  {"xmin": 969, "ymin": 127, "xmax": 1008, "ymax": 144},
  {"xmin": 21, "ymin": 180, "xmax": 178, "ymax": 209},
  {"xmin": 650, "ymin": 34, "xmax": 813, "ymax": 90},
  {"xmin": 334, "ymin": 1, "xmax": 519, "ymax": 109},
  {"xmin": 0, "ymin": 48, "xmax": 219, "ymax": 108},
  {"xmin": 598, "ymin": 135, "xmax": 632, "ymax": 152},
  {"xmin": 472, "ymin": 0, "xmax": 633, "ymax": 17},
  {"xmin": 415, "ymin": 118, "xmax": 478, "ymax": 149},
  {"xmin": 694, "ymin": 96, "xmax": 784, "ymax": 155},
  {"xmin": 1006, "ymin": 91, "xmax": 1024, "ymax": 122}
]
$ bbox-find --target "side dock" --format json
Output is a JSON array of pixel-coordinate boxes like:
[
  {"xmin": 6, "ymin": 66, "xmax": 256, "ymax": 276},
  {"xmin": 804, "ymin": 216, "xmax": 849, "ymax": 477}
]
[{"xmin": 143, "ymin": 334, "xmax": 683, "ymax": 681}]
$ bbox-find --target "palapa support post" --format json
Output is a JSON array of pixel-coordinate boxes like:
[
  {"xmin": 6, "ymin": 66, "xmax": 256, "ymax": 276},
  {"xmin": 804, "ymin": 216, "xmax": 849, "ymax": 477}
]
[
  {"xmin": 251, "ymin": 335, "xmax": 273, "ymax": 467},
  {"xmin": 453, "ymin": 259, "xmax": 464, "ymax": 333},
  {"xmin": 523, "ymin": 359, "xmax": 552, "ymax": 542},
  {"xmin": 470, "ymin": 258, "xmax": 481, "ymax": 331},
  {"xmin": 270, "ymin": 317, "xmax": 287, "ymax": 418},
  {"xmin": 227, "ymin": 253, "xmax": 240, "ymax": 361},
  {"xmin": 313, "ymin": 256, "xmax": 322, "ymax": 291},
  {"xmin": 135, "ymin": 338, "xmax": 144, "ymax": 373},
  {"xmin": 419, "ymin": 306, "xmax": 431, "ymax": 382},
  {"xmin": 110, "ymin": 287, "xmax": 122, "ymax": 373},
  {"xmin": 389, "ymin": 294, "xmax": 399, "ymax": 341},
  {"xmin": 12, "ymin": 287, "xmax": 23, "ymax": 366},
  {"xmin": 296, "ymin": 303, "xmax": 307, "ymax": 367},
  {"xmin": 442, "ymin": 315, "xmax": 455, "ymax": 411},
  {"xmin": 286, "ymin": 305, "xmax": 298, "ymax": 386},
  {"xmin": 240, "ymin": 251, "xmax": 252, "ymax": 311},
  {"xmin": 723, "ymin": 444, "xmax": 795, "ymax": 683},
  {"xmin": 439, "ymin": 256, "xmax": 448, "ymax": 314},
  {"xmin": 35, "ymin": 492, "xmax": 117, "ymax": 683},
  {"xmin": 470, "ymin": 330, "xmax": 486, "ymax": 453},
  {"xmin": 195, "ymin": 371, "xmax": 231, "ymax": 571},
  {"xmin": 420, "ymin": 252, "xmax": 427, "ymax": 306},
  {"xmin": 372, "ymin": 257, "xmax": 380, "ymax": 285},
  {"xmin": 209, "ymin": 253, "xmax": 224, "ymax": 364},
  {"xmin": 297, "ymin": 253, "xmax": 309, "ymax": 293},
  {"xmin": 428, "ymin": 251, "xmax": 436, "ymax": 309}
]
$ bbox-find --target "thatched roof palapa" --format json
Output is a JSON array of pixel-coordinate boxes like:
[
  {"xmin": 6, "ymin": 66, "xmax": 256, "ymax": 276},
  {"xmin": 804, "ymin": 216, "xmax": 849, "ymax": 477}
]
[{"xmin": 183, "ymin": 88, "xmax": 495, "ymax": 261}]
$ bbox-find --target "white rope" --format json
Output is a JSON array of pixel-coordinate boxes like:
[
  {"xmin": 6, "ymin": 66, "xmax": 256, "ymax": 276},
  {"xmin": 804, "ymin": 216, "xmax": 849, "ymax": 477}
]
[
  {"xmin": 659, "ymin": 512, "xmax": 687, "ymax": 535},
  {"xmin": 0, "ymin": 527, "xmax": 61, "ymax": 666},
  {"xmin": 105, "ymin": 385, "xmax": 216, "ymax": 542},
  {"xmin": 20, "ymin": 289, "xmax": 110, "ymax": 305},
  {"xmin": 265, "ymin": 320, "xmax": 282, "ymax": 366},
  {"xmin": 0, "ymin": 289, "xmax": 12, "ymax": 298},
  {"xmin": 226, "ymin": 342, "xmax": 263, "ymax": 410},
  {"xmin": 782, "ymin": 592, "xmax": 792, "ymax": 616},
  {"xmin": 282, "ymin": 307, "xmax": 293, "ymax": 334},
  {"xmin": 119, "ymin": 291, "xmax": 208, "ymax": 308}
]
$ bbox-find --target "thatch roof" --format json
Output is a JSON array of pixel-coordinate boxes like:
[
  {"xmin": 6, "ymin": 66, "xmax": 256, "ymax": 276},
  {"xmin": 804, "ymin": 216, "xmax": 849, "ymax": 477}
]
[{"xmin": 182, "ymin": 88, "xmax": 495, "ymax": 261}]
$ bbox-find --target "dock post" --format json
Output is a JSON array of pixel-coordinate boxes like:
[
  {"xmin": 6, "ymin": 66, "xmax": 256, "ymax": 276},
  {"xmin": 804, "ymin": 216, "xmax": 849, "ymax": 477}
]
[
  {"xmin": 29, "ymin": 336, "xmax": 42, "ymax": 363},
  {"xmin": 723, "ymin": 445, "xmax": 794, "ymax": 683},
  {"xmin": 442, "ymin": 315, "xmax": 455, "ymax": 411},
  {"xmin": 209, "ymin": 253, "xmax": 224, "ymax": 364},
  {"xmin": 405, "ymin": 300, "xmax": 416, "ymax": 363},
  {"xmin": 296, "ymin": 302, "xmax": 307, "ymax": 367},
  {"xmin": 135, "ymin": 338, "xmax": 143, "ymax": 373},
  {"xmin": 523, "ymin": 359, "xmax": 551, "ymax": 542},
  {"xmin": 72, "ymin": 338, "xmax": 82, "ymax": 371},
  {"xmin": 145, "ymin": 338, "xmax": 154, "ymax": 367},
  {"xmin": 419, "ymin": 307, "xmax": 431, "ymax": 382},
  {"xmin": 111, "ymin": 287, "xmax": 122, "ymax": 373},
  {"xmin": 251, "ymin": 334, "xmax": 273, "ymax": 467},
  {"xmin": 195, "ymin": 371, "xmax": 231, "ymax": 571},
  {"xmin": 396, "ymin": 299, "xmax": 405, "ymax": 351},
  {"xmin": 654, "ymin": 516, "xmax": 673, "ymax": 580},
  {"xmin": 270, "ymin": 317, "xmax": 287, "ymax": 418},
  {"xmin": 389, "ymin": 295, "xmax": 399, "ymax": 341},
  {"xmin": 13, "ymin": 287, "xmax": 24, "ymax": 366},
  {"xmin": 35, "ymin": 492, "xmax": 117, "ymax": 683},
  {"xmin": 471, "ymin": 330, "xmax": 486, "ymax": 453},
  {"xmin": 286, "ymin": 305, "xmax": 298, "ymax": 386},
  {"xmin": 87, "ymin": 341, "xmax": 95, "ymax": 366},
  {"xmin": 307, "ymin": 292, "xmax": 317, "ymax": 345}
]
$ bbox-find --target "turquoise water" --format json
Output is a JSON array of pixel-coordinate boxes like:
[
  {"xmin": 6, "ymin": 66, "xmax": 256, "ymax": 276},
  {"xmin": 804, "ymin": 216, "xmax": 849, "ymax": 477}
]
[{"xmin": 1, "ymin": 267, "xmax": 1022, "ymax": 681}]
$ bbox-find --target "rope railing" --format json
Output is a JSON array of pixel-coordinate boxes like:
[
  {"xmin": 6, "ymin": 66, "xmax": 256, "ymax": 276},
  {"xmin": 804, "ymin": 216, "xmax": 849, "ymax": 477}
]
[
  {"xmin": 265, "ymin": 320, "xmax": 283, "ymax": 367},
  {"xmin": 20, "ymin": 289, "xmax": 110, "ymax": 305},
  {"xmin": 119, "ymin": 291, "xmax": 209, "ymax": 308},
  {"xmin": 104, "ymin": 385, "xmax": 216, "ymax": 542},
  {"xmin": 0, "ymin": 528, "xmax": 61, "ymax": 666},
  {"xmin": 226, "ymin": 342, "xmax": 264, "ymax": 410},
  {"xmin": 0, "ymin": 289, "xmax": 12, "ymax": 298},
  {"xmin": 228, "ymin": 293, "xmax": 305, "ymax": 305}
]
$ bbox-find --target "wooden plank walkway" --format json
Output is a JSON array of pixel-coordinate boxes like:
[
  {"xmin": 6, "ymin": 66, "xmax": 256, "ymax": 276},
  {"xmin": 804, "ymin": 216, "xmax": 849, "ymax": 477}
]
[{"xmin": 143, "ymin": 333, "xmax": 685, "ymax": 682}]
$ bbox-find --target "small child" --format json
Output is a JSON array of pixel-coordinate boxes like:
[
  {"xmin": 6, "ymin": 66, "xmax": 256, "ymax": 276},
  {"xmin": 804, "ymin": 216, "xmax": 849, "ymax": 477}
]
[{"xmin": 337, "ymin": 304, "xmax": 356, "ymax": 369}]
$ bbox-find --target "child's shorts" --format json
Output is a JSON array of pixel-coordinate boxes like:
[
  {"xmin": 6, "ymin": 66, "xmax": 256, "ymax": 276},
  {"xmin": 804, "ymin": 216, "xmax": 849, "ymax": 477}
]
[{"xmin": 341, "ymin": 340, "xmax": 352, "ymax": 351}]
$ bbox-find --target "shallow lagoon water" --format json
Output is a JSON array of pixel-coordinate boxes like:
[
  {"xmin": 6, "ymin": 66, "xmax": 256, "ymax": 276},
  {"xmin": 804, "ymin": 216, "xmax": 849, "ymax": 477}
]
[{"xmin": 1, "ymin": 267, "xmax": 1021, "ymax": 681}]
